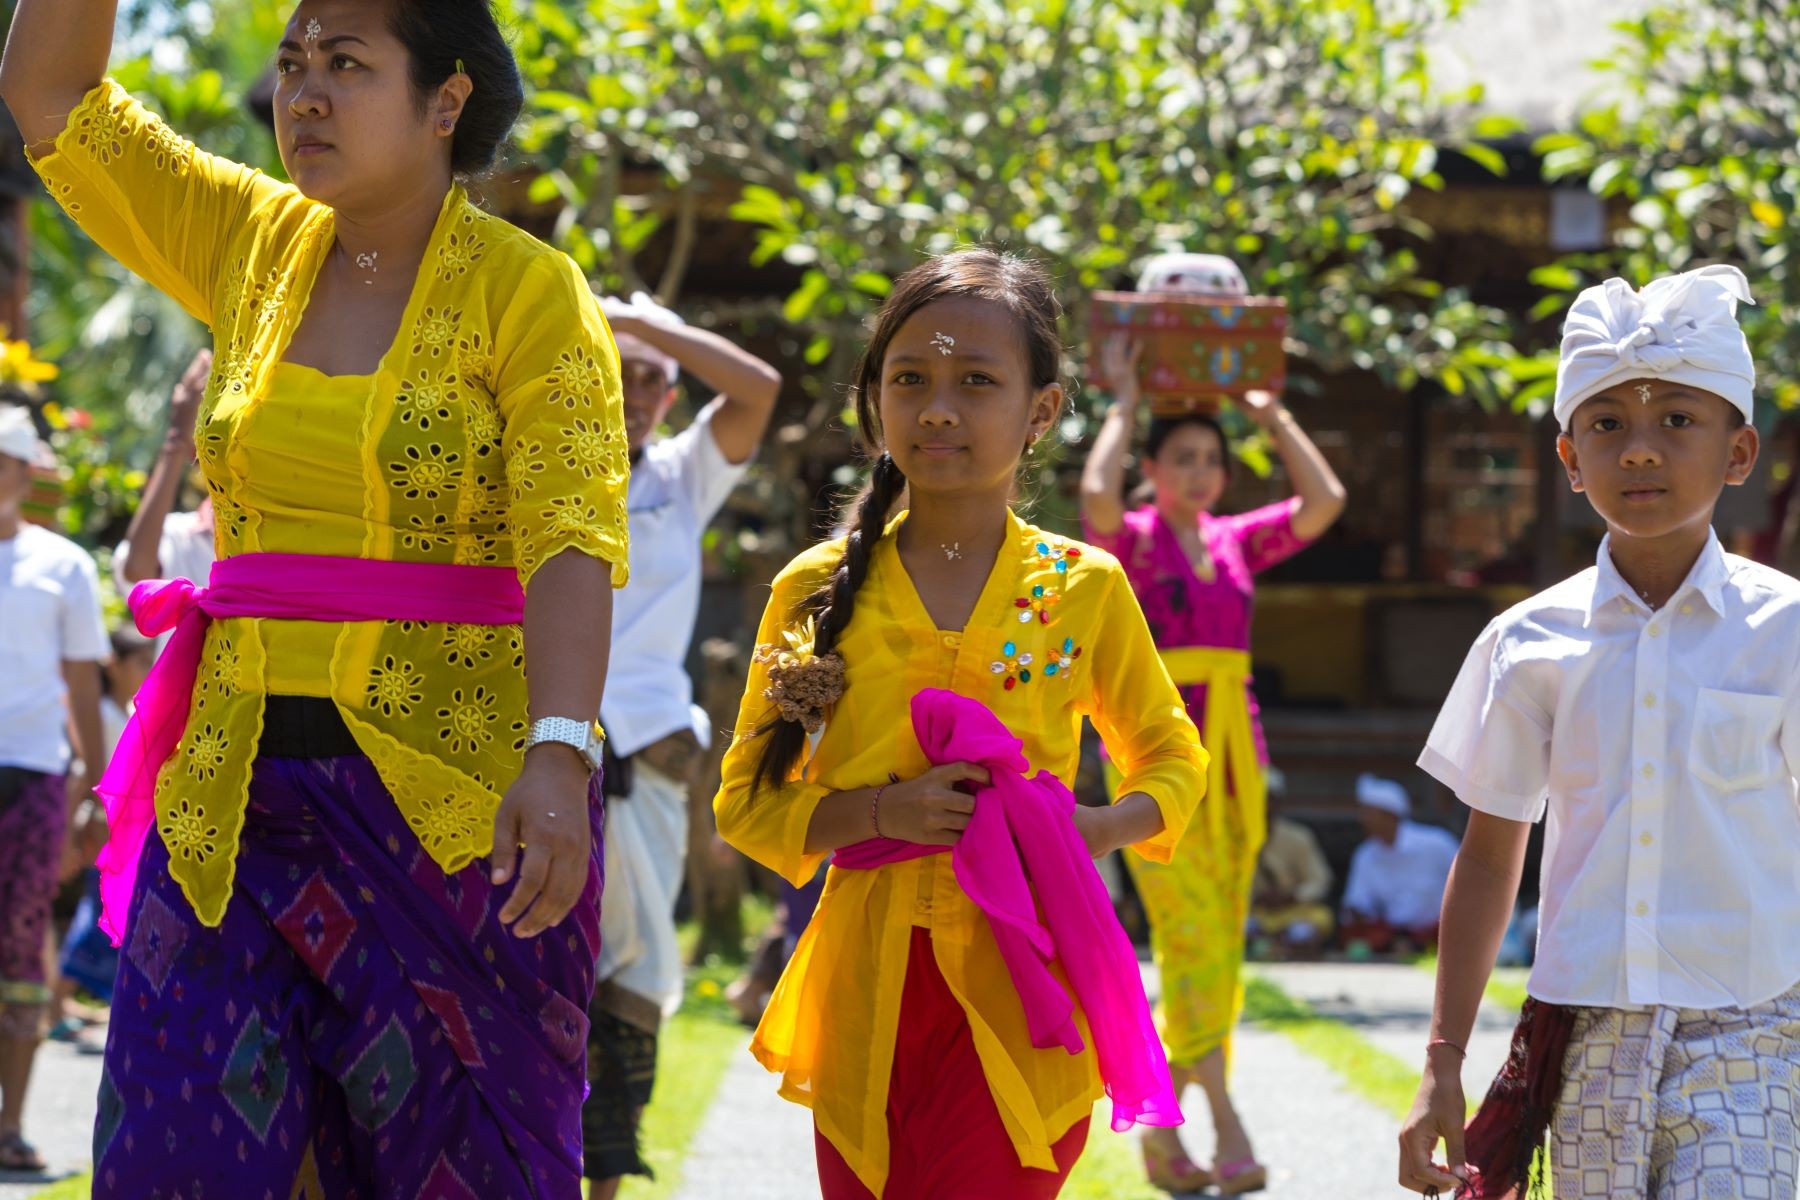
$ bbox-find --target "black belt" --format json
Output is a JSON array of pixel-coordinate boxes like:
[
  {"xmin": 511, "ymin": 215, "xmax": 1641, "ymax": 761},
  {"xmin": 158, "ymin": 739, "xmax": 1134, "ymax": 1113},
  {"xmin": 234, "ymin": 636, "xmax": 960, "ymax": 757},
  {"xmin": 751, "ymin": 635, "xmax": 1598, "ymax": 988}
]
[{"xmin": 258, "ymin": 695, "xmax": 360, "ymax": 758}]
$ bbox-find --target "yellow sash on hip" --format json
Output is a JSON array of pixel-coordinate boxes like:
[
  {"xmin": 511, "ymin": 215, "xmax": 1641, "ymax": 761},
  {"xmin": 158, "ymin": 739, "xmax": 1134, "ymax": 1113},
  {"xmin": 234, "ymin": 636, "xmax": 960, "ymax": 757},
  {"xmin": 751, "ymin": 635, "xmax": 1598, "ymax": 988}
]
[{"xmin": 1158, "ymin": 646, "xmax": 1266, "ymax": 827}]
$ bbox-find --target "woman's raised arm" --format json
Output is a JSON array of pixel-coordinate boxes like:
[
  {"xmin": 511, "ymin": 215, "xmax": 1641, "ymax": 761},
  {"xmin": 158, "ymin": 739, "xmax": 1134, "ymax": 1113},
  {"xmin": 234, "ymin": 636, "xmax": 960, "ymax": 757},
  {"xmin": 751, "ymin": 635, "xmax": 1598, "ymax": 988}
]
[{"xmin": 1, "ymin": 0, "xmax": 119, "ymax": 150}]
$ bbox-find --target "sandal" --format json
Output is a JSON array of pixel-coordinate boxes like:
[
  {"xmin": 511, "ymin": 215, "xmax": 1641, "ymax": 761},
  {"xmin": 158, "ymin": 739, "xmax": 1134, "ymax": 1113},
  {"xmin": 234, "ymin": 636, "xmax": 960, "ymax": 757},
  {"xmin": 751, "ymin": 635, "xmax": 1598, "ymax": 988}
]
[
  {"xmin": 0, "ymin": 1132, "xmax": 47, "ymax": 1173},
  {"xmin": 1216, "ymin": 1156, "xmax": 1268, "ymax": 1195},
  {"xmin": 46, "ymin": 1017, "xmax": 85, "ymax": 1044},
  {"xmin": 1142, "ymin": 1141, "xmax": 1213, "ymax": 1194}
]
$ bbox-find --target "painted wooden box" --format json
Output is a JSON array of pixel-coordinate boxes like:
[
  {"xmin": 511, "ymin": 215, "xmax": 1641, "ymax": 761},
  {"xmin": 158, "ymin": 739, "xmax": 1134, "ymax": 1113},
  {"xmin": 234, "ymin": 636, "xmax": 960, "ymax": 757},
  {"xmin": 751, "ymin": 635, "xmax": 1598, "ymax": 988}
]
[{"xmin": 1088, "ymin": 291, "xmax": 1288, "ymax": 413}]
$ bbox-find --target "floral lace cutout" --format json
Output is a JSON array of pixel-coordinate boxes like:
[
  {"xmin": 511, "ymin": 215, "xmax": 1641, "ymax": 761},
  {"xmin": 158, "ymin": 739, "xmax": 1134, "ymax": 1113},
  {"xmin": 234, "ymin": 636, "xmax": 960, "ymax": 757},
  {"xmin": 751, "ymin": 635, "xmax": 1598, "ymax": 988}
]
[
  {"xmin": 32, "ymin": 80, "xmax": 630, "ymax": 927},
  {"xmin": 161, "ymin": 795, "xmax": 222, "ymax": 863}
]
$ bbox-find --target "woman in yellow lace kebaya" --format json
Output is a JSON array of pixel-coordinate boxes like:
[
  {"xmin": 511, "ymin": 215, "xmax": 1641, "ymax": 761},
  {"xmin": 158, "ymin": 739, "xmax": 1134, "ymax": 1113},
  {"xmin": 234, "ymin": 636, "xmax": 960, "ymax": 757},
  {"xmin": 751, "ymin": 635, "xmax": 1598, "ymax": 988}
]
[
  {"xmin": 2, "ymin": 2, "xmax": 628, "ymax": 1195},
  {"xmin": 715, "ymin": 251, "xmax": 1207, "ymax": 1199}
]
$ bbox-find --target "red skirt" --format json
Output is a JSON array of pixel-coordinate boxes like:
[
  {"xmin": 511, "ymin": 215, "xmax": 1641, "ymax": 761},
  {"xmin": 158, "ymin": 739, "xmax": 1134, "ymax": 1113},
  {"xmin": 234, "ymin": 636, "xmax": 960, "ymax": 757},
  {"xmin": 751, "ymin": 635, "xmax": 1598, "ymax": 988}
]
[{"xmin": 815, "ymin": 927, "xmax": 1091, "ymax": 1199}]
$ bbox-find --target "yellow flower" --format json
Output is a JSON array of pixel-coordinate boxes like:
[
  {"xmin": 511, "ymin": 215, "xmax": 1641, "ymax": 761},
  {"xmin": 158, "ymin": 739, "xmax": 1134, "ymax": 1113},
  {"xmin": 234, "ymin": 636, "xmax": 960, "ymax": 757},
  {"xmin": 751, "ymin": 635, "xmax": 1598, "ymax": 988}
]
[
  {"xmin": 775, "ymin": 615, "xmax": 819, "ymax": 669},
  {"xmin": 0, "ymin": 336, "xmax": 58, "ymax": 387}
]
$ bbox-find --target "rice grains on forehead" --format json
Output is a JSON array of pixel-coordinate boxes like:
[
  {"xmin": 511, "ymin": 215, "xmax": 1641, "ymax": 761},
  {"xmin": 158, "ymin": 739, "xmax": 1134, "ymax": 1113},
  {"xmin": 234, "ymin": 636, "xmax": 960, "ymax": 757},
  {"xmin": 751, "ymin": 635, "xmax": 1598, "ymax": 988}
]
[{"xmin": 852, "ymin": 250, "xmax": 1064, "ymax": 440}]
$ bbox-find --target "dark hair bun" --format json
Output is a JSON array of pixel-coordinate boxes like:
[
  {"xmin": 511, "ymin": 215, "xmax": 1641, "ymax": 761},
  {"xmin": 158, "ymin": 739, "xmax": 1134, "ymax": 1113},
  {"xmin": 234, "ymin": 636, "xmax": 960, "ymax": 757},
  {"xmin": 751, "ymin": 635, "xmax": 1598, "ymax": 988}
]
[{"xmin": 386, "ymin": 0, "xmax": 524, "ymax": 176}]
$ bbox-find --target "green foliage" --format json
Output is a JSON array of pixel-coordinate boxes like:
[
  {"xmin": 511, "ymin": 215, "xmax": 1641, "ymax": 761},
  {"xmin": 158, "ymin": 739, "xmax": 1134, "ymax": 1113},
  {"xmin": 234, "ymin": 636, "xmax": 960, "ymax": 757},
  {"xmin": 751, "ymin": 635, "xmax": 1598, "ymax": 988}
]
[
  {"xmin": 511, "ymin": 0, "xmax": 1518, "ymax": 415},
  {"xmin": 1533, "ymin": 0, "xmax": 1800, "ymax": 417},
  {"xmin": 24, "ymin": 0, "xmax": 283, "ymax": 546}
]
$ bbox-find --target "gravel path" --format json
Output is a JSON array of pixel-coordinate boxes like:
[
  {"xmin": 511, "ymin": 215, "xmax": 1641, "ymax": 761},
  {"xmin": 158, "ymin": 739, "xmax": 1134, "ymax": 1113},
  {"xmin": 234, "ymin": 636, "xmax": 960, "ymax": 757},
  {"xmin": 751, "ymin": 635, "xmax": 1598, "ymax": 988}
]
[{"xmin": 0, "ymin": 1037, "xmax": 103, "ymax": 1198}]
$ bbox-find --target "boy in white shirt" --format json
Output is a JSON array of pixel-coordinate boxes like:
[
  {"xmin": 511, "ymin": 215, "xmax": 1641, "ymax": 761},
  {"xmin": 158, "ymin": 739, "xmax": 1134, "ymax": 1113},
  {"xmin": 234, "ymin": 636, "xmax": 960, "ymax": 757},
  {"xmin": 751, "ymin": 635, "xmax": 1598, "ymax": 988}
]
[{"xmin": 1399, "ymin": 265, "xmax": 1800, "ymax": 1199}]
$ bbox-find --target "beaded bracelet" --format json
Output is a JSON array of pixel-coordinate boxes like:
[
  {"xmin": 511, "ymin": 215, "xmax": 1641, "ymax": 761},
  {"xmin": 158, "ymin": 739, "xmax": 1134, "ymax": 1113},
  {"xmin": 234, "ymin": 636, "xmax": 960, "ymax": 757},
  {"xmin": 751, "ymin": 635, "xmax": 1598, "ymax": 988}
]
[{"xmin": 871, "ymin": 783, "xmax": 891, "ymax": 839}]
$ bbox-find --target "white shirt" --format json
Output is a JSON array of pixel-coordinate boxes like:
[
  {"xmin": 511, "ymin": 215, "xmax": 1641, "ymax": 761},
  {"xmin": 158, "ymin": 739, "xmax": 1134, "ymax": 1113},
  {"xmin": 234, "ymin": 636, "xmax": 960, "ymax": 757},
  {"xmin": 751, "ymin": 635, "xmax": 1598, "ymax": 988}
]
[
  {"xmin": 601, "ymin": 409, "xmax": 749, "ymax": 756},
  {"xmin": 1421, "ymin": 531, "xmax": 1800, "ymax": 1009},
  {"xmin": 114, "ymin": 507, "xmax": 216, "ymax": 591},
  {"xmin": 1340, "ymin": 820, "xmax": 1459, "ymax": 929},
  {"xmin": 0, "ymin": 523, "xmax": 109, "ymax": 773}
]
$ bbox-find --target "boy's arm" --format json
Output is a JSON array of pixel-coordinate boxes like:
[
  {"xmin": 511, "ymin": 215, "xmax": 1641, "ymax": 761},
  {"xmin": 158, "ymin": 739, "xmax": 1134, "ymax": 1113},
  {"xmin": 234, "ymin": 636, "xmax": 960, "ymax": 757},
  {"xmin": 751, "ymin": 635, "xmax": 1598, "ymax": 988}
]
[{"xmin": 1397, "ymin": 809, "xmax": 1531, "ymax": 1193}]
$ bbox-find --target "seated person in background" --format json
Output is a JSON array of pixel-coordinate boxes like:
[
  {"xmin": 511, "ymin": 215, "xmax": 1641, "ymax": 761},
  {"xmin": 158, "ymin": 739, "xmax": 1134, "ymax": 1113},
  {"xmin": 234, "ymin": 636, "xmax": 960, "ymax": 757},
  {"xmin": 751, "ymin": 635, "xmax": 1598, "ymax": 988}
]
[
  {"xmin": 1247, "ymin": 780, "xmax": 1334, "ymax": 958},
  {"xmin": 1339, "ymin": 774, "xmax": 1458, "ymax": 955}
]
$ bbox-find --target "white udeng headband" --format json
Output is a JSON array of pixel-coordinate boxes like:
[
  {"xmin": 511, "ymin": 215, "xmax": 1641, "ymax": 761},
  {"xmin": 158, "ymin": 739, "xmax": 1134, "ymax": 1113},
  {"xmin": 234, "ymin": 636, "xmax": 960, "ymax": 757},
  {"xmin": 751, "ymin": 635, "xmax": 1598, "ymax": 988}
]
[
  {"xmin": 1554, "ymin": 264, "xmax": 1756, "ymax": 427},
  {"xmin": 0, "ymin": 405, "xmax": 42, "ymax": 465}
]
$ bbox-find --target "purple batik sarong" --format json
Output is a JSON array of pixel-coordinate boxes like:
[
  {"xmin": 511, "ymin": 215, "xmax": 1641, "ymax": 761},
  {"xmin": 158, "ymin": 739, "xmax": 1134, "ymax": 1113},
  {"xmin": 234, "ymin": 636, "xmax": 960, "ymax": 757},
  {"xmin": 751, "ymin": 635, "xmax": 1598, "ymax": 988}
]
[{"xmin": 93, "ymin": 752, "xmax": 603, "ymax": 1200}]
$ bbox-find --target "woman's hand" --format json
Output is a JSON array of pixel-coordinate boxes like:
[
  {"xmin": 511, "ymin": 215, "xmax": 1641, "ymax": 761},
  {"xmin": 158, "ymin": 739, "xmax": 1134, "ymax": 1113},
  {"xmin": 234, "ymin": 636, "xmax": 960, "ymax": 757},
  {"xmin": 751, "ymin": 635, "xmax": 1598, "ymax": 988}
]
[
  {"xmin": 1397, "ymin": 1051, "xmax": 1470, "ymax": 1193},
  {"xmin": 876, "ymin": 762, "xmax": 990, "ymax": 846},
  {"xmin": 490, "ymin": 745, "xmax": 594, "ymax": 938},
  {"xmin": 1099, "ymin": 334, "xmax": 1144, "ymax": 406},
  {"xmin": 1238, "ymin": 388, "xmax": 1286, "ymax": 428}
]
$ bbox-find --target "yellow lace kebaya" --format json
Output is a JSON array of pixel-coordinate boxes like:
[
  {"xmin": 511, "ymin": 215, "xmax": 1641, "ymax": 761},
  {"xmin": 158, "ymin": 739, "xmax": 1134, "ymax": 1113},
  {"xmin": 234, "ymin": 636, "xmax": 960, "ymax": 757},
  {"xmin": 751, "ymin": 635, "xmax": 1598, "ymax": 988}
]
[
  {"xmin": 29, "ymin": 80, "xmax": 630, "ymax": 926},
  {"xmin": 714, "ymin": 510, "xmax": 1207, "ymax": 1195}
]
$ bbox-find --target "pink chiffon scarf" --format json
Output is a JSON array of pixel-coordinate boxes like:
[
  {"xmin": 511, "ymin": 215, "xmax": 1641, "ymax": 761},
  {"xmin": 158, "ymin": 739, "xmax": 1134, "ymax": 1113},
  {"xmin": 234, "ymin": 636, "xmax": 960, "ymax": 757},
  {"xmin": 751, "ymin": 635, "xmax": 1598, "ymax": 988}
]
[
  {"xmin": 95, "ymin": 552, "xmax": 526, "ymax": 943},
  {"xmin": 833, "ymin": 688, "xmax": 1182, "ymax": 1131}
]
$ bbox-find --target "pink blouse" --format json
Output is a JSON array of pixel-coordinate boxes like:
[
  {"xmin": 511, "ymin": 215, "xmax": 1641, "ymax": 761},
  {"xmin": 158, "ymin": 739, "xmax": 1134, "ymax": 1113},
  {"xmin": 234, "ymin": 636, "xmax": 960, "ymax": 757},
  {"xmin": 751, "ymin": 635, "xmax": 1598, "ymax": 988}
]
[{"xmin": 1085, "ymin": 499, "xmax": 1310, "ymax": 764}]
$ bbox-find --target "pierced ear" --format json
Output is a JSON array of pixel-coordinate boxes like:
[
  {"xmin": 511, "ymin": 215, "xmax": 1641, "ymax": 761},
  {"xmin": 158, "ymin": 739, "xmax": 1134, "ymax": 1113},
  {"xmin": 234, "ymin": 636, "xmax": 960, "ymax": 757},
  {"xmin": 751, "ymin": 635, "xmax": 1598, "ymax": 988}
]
[
  {"xmin": 436, "ymin": 72, "xmax": 473, "ymax": 131},
  {"xmin": 1031, "ymin": 381, "xmax": 1066, "ymax": 441}
]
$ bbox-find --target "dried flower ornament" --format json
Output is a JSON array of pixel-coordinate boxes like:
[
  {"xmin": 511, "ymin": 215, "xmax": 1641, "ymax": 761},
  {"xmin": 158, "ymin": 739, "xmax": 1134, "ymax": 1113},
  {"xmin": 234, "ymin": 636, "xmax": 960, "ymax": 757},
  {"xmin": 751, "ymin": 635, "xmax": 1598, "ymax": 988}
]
[{"xmin": 754, "ymin": 616, "xmax": 846, "ymax": 733}]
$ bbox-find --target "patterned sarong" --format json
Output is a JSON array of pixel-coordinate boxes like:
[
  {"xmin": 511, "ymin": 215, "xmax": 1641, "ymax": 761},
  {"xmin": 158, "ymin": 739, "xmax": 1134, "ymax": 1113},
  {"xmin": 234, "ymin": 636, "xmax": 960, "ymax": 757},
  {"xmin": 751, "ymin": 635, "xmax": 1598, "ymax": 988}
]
[{"xmin": 93, "ymin": 752, "xmax": 603, "ymax": 1199}]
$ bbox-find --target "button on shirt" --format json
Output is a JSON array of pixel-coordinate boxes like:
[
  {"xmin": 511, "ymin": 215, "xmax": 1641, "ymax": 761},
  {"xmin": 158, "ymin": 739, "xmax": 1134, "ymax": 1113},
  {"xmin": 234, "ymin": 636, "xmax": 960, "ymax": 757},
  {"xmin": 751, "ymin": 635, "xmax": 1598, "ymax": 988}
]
[
  {"xmin": 600, "ymin": 408, "xmax": 749, "ymax": 756},
  {"xmin": 1420, "ymin": 531, "xmax": 1800, "ymax": 1009}
]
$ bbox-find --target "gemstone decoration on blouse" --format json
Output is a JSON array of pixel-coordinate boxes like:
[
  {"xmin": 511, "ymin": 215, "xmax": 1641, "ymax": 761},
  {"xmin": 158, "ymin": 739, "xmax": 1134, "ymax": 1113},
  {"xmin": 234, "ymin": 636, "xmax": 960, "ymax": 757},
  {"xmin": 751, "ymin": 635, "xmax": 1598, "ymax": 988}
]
[
  {"xmin": 1034, "ymin": 540, "xmax": 1082, "ymax": 573},
  {"xmin": 989, "ymin": 641, "xmax": 1035, "ymax": 691},
  {"xmin": 1014, "ymin": 583, "xmax": 1061, "ymax": 625},
  {"xmin": 1042, "ymin": 636, "xmax": 1083, "ymax": 678}
]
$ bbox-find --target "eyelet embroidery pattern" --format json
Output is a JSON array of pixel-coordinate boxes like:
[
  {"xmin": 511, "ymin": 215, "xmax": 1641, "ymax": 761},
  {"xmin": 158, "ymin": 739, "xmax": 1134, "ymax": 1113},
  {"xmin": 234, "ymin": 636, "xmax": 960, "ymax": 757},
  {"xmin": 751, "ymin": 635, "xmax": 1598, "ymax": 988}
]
[
  {"xmin": 990, "ymin": 641, "xmax": 1035, "ymax": 690},
  {"xmin": 161, "ymin": 795, "xmax": 222, "ymax": 864},
  {"xmin": 1014, "ymin": 583, "xmax": 1061, "ymax": 625},
  {"xmin": 40, "ymin": 79, "xmax": 634, "ymax": 920},
  {"xmin": 1043, "ymin": 637, "xmax": 1083, "ymax": 679}
]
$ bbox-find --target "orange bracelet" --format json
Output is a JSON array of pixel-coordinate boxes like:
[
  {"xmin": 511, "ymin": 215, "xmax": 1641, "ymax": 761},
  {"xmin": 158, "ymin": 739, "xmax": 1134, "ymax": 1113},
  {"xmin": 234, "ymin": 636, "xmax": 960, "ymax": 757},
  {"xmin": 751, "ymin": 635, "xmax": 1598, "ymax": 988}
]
[{"xmin": 1426, "ymin": 1037, "xmax": 1466, "ymax": 1058}]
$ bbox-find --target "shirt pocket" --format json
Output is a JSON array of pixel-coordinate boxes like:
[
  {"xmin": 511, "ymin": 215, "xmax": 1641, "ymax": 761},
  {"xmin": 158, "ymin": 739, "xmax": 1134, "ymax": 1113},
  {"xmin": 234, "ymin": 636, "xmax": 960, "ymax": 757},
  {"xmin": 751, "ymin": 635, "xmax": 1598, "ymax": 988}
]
[{"xmin": 1688, "ymin": 687, "xmax": 1784, "ymax": 793}]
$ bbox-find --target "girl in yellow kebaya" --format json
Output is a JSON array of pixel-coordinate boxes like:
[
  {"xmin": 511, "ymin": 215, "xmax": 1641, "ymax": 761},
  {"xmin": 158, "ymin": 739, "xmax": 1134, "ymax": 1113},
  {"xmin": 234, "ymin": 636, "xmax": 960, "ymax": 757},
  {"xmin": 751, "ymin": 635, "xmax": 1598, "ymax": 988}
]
[{"xmin": 714, "ymin": 250, "xmax": 1208, "ymax": 1198}]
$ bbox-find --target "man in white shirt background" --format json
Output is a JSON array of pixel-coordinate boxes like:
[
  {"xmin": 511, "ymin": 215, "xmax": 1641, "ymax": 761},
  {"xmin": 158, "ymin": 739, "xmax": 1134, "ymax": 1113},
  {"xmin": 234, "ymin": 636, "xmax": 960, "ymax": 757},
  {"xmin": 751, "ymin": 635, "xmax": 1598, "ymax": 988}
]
[
  {"xmin": 583, "ymin": 292, "xmax": 780, "ymax": 1198},
  {"xmin": 1338, "ymin": 774, "xmax": 1458, "ymax": 956},
  {"xmin": 0, "ymin": 405, "xmax": 108, "ymax": 1174}
]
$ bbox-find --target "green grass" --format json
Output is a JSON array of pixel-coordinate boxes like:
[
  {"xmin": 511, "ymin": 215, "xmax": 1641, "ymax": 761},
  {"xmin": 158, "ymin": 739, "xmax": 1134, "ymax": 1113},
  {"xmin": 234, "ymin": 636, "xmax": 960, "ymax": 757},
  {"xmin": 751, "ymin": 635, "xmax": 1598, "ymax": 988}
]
[
  {"xmin": 26, "ymin": 1176, "xmax": 89, "ymax": 1200},
  {"xmin": 1413, "ymin": 951, "xmax": 1532, "ymax": 1016},
  {"xmin": 619, "ymin": 959, "xmax": 757, "ymax": 1199},
  {"xmin": 1241, "ymin": 973, "xmax": 1424, "ymax": 1121}
]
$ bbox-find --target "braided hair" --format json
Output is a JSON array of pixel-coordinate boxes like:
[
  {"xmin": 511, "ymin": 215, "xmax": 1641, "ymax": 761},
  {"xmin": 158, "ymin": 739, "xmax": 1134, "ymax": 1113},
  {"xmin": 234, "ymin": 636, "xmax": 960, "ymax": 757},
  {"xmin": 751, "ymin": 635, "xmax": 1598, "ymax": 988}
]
[{"xmin": 749, "ymin": 249, "xmax": 1063, "ymax": 796}]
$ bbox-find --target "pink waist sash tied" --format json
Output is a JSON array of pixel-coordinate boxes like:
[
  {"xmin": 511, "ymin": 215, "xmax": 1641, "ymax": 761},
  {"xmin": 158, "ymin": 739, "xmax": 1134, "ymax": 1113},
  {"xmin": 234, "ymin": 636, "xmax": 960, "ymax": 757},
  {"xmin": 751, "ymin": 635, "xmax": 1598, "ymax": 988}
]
[
  {"xmin": 832, "ymin": 687, "xmax": 1182, "ymax": 1132},
  {"xmin": 95, "ymin": 552, "xmax": 527, "ymax": 944}
]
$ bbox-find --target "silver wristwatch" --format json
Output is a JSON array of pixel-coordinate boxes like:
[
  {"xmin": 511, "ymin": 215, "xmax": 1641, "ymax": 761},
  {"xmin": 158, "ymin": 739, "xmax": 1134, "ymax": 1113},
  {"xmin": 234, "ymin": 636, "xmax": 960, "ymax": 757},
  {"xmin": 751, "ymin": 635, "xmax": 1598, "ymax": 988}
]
[{"xmin": 525, "ymin": 716, "xmax": 605, "ymax": 775}]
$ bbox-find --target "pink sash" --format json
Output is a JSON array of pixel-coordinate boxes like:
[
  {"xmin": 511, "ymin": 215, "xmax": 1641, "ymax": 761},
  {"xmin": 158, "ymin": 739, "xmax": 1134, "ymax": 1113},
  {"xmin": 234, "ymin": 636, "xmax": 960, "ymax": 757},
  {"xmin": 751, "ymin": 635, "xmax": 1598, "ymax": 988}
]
[
  {"xmin": 95, "ymin": 552, "xmax": 526, "ymax": 943},
  {"xmin": 834, "ymin": 688, "xmax": 1182, "ymax": 1131}
]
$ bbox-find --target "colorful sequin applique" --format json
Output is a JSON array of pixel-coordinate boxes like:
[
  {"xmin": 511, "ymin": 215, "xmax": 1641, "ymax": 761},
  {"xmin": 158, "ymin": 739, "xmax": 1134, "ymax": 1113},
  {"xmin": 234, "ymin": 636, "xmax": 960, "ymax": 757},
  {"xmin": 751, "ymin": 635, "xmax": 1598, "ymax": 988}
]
[
  {"xmin": 1034, "ymin": 541, "xmax": 1082, "ymax": 573},
  {"xmin": 1014, "ymin": 583, "xmax": 1061, "ymax": 625},
  {"xmin": 1042, "ymin": 637, "xmax": 1083, "ymax": 678},
  {"xmin": 990, "ymin": 641, "xmax": 1035, "ymax": 690}
]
